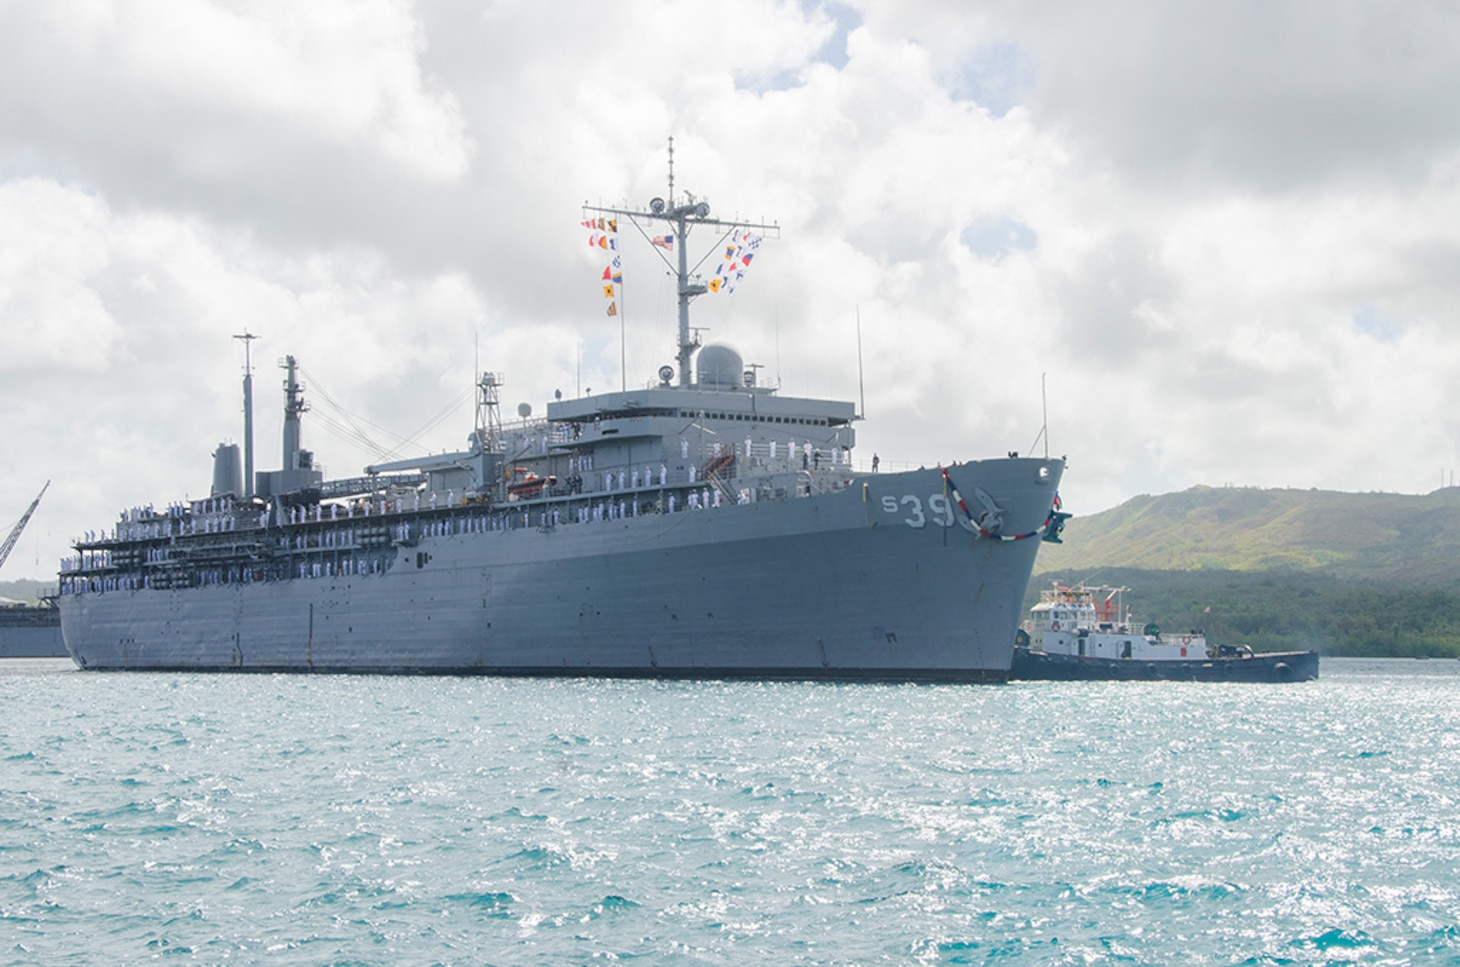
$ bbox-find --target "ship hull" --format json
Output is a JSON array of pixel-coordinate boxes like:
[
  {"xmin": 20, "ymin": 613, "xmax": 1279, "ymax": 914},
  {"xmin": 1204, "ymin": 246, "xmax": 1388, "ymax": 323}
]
[
  {"xmin": 0, "ymin": 608, "xmax": 66, "ymax": 658},
  {"xmin": 1010, "ymin": 647, "xmax": 1319, "ymax": 682},
  {"xmin": 61, "ymin": 461, "xmax": 1060, "ymax": 681}
]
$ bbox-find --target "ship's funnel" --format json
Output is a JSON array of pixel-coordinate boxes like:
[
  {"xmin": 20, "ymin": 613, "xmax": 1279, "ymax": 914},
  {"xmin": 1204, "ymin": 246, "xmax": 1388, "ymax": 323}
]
[{"xmin": 211, "ymin": 443, "xmax": 243, "ymax": 497}]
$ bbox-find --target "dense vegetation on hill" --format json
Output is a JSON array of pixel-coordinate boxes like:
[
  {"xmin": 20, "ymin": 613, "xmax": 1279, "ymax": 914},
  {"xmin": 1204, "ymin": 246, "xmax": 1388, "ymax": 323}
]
[
  {"xmin": 1031, "ymin": 485, "xmax": 1460, "ymax": 657},
  {"xmin": 1037, "ymin": 485, "xmax": 1460, "ymax": 587}
]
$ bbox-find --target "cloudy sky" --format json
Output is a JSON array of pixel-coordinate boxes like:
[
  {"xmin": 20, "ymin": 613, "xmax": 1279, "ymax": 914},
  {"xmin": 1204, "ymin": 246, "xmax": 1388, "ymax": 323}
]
[{"xmin": 2, "ymin": 0, "xmax": 1459, "ymax": 580}]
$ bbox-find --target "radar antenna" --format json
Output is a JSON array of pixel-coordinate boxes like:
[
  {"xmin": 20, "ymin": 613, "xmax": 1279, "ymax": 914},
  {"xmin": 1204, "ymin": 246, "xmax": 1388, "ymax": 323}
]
[{"xmin": 584, "ymin": 137, "xmax": 779, "ymax": 387}]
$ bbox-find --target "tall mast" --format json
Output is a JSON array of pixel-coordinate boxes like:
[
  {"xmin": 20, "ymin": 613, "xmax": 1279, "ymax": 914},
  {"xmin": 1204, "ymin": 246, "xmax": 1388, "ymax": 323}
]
[
  {"xmin": 669, "ymin": 193, "xmax": 707, "ymax": 387},
  {"xmin": 585, "ymin": 138, "xmax": 778, "ymax": 388},
  {"xmin": 475, "ymin": 370, "xmax": 503, "ymax": 453},
  {"xmin": 280, "ymin": 355, "xmax": 307, "ymax": 470},
  {"xmin": 233, "ymin": 330, "xmax": 258, "ymax": 496}
]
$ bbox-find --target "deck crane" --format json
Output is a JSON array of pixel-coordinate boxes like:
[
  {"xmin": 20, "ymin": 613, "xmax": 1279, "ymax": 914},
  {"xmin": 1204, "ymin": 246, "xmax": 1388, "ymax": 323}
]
[{"xmin": 0, "ymin": 481, "xmax": 49, "ymax": 575}]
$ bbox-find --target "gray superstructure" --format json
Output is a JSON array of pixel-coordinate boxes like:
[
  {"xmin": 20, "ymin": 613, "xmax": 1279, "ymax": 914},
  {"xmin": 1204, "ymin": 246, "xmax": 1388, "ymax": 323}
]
[{"xmin": 58, "ymin": 166, "xmax": 1067, "ymax": 680}]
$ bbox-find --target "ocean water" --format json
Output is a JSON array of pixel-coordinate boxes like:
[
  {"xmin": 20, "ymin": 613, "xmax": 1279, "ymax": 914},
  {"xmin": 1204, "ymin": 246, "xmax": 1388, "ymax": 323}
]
[{"xmin": 2, "ymin": 659, "xmax": 1458, "ymax": 966}]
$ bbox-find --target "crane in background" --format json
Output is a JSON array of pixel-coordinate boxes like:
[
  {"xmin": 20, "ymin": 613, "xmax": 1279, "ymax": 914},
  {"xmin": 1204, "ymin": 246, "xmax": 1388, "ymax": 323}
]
[{"xmin": 0, "ymin": 481, "xmax": 49, "ymax": 576}]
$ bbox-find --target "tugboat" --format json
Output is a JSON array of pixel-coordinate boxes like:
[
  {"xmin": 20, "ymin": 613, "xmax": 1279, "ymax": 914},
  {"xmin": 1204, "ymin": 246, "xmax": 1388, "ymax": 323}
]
[{"xmin": 1010, "ymin": 583, "xmax": 1319, "ymax": 682}]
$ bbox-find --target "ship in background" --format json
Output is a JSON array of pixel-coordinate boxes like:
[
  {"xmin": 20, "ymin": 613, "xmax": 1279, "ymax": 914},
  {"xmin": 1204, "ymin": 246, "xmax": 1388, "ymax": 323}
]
[
  {"xmin": 0, "ymin": 482, "xmax": 66, "ymax": 658},
  {"xmin": 57, "ymin": 159, "xmax": 1067, "ymax": 680}
]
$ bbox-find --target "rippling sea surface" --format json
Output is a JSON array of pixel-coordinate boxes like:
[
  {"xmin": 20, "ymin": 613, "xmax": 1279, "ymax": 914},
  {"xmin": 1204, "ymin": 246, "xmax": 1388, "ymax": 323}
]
[{"xmin": 3, "ymin": 658, "xmax": 1459, "ymax": 965}]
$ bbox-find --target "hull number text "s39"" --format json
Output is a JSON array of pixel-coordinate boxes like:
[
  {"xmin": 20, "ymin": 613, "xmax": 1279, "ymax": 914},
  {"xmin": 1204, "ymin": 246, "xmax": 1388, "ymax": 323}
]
[{"xmin": 881, "ymin": 494, "xmax": 979, "ymax": 531}]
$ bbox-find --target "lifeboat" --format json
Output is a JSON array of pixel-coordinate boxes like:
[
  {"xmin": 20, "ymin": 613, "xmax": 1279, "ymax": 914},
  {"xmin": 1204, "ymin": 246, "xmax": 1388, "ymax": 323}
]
[{"xmin": 506, "ymin": 469, "xmax": 556, "ymax": 499}]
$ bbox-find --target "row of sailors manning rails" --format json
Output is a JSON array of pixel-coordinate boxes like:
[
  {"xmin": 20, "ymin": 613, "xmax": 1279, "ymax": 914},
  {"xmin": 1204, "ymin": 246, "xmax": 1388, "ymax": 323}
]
[
  {"xmin": 72, "ymin": 439, "xmax": 853, "ymax": 546},
  {"xmin": 563, "ymin": 437, "xmax": 847, "ymax": 477},
  {"xmin": 62, "ymin": 439, "xmax": 856, "ymax": 567},
  {"xmin": 61, "ymin": 488, "xmax": 790, "ymax": 593},
  {"xmin": 64, "ymin": 481, "xmax": 734, "ymax": 592}
]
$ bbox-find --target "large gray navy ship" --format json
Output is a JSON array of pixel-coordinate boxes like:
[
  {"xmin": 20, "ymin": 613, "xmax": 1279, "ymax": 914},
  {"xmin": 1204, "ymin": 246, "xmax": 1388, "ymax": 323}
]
[{"xmin": 58, "ymin": 170, "xmax": 1067, "ymax": 680}]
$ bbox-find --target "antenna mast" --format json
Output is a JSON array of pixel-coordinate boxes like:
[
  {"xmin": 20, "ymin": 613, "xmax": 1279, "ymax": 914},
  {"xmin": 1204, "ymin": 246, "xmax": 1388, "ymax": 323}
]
[
  {"xmin": 856, "ymin": 306, "xmax": 866, "ymax": 419},
  {"xmin": 233, "ymin": 330, "xmax": 259, "ymax": 496},
  {"xmin": 1027, "ymin": 372, "xmax": 1051, "ymax": 458},
  {"xmin": 1042, "ymin": 372, "xmax": 1049, "ymax": 459},
  {"xmin": 584, "ymin": 137, "xmax": 779, "ymax": 388}
]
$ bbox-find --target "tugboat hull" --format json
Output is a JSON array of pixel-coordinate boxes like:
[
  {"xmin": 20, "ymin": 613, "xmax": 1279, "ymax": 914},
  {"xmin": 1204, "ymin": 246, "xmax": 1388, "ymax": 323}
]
[{"xmin": 1011, "ymin": 647, "xmax": 1319, "ymax": 682}]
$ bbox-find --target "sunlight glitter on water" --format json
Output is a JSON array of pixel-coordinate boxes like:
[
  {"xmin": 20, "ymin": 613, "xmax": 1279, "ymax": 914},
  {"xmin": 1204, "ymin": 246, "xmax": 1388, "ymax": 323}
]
[{"xmin": 1, "ymin": 660, "xmax": 1458, "ymax": 963}]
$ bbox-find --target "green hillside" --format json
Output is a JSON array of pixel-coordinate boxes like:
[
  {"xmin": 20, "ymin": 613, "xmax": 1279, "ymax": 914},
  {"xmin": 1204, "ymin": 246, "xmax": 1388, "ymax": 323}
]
[
  {"xmin": 1037, "ymin": 485, "xmax": 1460, "ymax": 587},
  {"xmin": 1029, "ymin": 486, "xmax": 1460, "ymax": 657}
]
